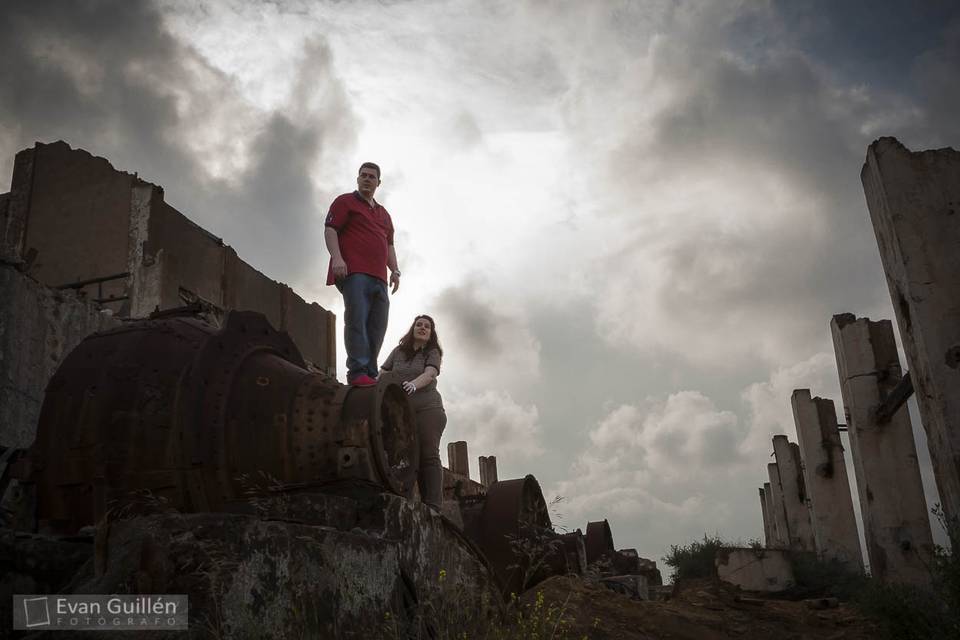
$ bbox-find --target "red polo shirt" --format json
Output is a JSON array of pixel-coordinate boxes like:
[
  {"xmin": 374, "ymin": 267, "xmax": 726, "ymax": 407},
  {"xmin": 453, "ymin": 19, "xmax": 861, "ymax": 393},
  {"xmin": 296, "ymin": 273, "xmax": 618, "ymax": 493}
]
[{"xmin": 325, "ymin": 191, "xmax": 395, "ymax": 285}]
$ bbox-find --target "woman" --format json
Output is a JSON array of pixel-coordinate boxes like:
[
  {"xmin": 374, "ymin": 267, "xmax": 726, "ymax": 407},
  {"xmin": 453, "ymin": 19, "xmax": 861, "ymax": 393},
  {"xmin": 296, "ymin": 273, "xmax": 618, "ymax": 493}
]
[{"xmin": 380, "ymin": 315, "xmax": 446, "ymax": 509}]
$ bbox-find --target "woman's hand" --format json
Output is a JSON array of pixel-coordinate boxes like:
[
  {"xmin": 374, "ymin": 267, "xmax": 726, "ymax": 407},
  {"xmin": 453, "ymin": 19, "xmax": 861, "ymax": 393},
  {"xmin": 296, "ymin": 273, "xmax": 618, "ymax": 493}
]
[{"xmin": 402, "ymin": 381, "xmax": 417, "ymax": 395}]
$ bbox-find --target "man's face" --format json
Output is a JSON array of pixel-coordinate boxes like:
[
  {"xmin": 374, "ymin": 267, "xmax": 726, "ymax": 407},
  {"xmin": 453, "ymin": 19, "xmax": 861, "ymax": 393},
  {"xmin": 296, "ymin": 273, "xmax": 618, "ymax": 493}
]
[{"xmin": 357, "ymin": 168, "xmax": 380, "ymax": 196}]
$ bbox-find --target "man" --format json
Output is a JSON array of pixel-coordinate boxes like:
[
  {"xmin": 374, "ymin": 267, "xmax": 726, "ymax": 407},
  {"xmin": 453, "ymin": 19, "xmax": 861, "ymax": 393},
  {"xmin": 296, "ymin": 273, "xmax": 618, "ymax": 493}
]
[{"xmin": 325, "ymin": 162, "xmax": 401, "ymax": 386}]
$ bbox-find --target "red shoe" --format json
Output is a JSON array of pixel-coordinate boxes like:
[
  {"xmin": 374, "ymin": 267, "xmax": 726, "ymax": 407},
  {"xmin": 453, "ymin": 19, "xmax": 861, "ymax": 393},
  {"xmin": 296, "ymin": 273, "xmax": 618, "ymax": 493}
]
[{"xmin": 350, "ymin": 374, "xmax": 377, "ymax": 387}]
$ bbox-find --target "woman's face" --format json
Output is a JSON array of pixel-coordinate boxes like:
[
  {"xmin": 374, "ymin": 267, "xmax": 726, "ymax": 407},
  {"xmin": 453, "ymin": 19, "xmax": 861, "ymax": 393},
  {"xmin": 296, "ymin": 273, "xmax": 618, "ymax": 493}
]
[{"xmin": 414, "ymin": 317, "xmax": 432, "ymax": 342}]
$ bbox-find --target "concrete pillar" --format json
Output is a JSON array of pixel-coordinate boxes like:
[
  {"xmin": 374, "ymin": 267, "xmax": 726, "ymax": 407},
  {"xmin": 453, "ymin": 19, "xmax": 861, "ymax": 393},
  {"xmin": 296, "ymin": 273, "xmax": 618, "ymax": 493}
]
[
  {"xmin": 479, "ymin": 455, "xmax": 498, "ymax": 487},
  {"xmin": 791, "ymin": 389, "xmax": 863, "ymax": 570},
  {"xmin": 831, "ymin": 313, "xmax": 934, "ymax": 583},
  {"xmin": 861, "ymin": 137, "xmax": 960, "ymax": 526},
  {"xmin": 766, "ymin": 464, "xmax": 790, "ymax": 548},
  {"xmin": 447, "ymin": 441, "xmax": 469, "ymax": 478},
  {"xmin": 772, "ymin": 436, "xmax": 817, "ymax": 552},
  {"xmin": 759, "ymin": 487, "xmax": 774, "ymax": 548},
  {"xmin": 762, "ymin": 482, "xmax": 781, "ymax": 546}
]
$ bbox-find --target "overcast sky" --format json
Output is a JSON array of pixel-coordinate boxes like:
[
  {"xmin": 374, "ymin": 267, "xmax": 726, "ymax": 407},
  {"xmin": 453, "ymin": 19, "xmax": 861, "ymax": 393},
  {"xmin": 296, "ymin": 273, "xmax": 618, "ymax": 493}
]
[{"xmin": 2, "ymin": 0, "xmax": 958, "ymax": 567}]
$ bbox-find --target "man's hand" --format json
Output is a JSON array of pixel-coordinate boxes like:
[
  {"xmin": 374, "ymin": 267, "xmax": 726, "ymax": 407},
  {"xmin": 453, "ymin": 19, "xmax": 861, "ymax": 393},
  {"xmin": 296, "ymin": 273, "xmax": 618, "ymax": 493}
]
[
  {"xmin": 390, "ymin": 270, "xmax": 400, "ymax": 294},
  {"xmin": 331, "ymin": 256, "xmax": 348, "ymax": 281}
]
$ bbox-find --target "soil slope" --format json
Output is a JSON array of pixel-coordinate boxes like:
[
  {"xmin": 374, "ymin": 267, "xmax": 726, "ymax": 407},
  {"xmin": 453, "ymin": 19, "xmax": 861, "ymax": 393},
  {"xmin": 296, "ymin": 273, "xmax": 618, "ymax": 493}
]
[{"xmin": 524, "ymin": 576, "xmax": 880, "ymax": 640}]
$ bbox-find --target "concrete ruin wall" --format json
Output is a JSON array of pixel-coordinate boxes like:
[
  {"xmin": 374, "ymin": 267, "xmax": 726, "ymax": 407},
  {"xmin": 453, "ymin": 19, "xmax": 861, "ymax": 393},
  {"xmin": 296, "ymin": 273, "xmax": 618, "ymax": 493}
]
[
  {"xmin": 831, "ymin": 313, "xmax": 934, "ymax": 584},
  {"xmin": 861, "ymin": 137, "xmax": 960, "ymax": 526},
  {"xmin": 0, "ymin": 193, "xmax": 10, "ymax": 261},
  {"xmin": 2, "ymin": 141, "xmax": 335, "ymax": 373},
  {"xmin": 19, "ymin": 142, "xmax": 133, "ymax": 296},
  {"xmin": 0, "ymin": 264, "xmax": 120, "ymax": 448},
  {"xmin": 0, "ymin": 150, "xmax": 32, "ymax": 264},
  {"xmin": 716, "ymin": 547, "xmax": 796, "ymax": 593}
]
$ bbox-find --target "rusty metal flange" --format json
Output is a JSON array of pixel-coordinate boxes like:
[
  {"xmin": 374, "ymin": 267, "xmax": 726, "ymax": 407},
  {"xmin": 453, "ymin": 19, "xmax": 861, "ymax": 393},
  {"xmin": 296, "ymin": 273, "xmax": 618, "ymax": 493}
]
[{"xmin": 585, "ymin": 519, "xmax": 615, "ymax": 564}]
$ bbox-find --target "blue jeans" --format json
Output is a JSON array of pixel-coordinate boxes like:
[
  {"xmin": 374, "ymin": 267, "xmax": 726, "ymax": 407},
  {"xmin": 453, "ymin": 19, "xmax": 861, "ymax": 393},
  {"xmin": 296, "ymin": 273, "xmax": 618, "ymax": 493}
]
[{"xmin": 337, "ymin": 273, "xmax": 389, "ymax": 381}]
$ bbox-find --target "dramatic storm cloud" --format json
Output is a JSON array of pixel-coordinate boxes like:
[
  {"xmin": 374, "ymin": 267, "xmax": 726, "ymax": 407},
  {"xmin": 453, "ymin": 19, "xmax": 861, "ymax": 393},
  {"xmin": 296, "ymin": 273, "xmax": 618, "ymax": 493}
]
[
  {"xmin": 0, "ymin": 0, "xmax": 356, "ymax": 289},
  {"xmin": 3, "ymin": 0, "xmax": 958, "ymax": 565}
]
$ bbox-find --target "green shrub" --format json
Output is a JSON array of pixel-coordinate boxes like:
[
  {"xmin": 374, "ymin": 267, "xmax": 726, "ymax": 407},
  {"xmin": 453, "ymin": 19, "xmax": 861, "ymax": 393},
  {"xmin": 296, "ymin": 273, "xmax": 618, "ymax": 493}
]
[
  {"xmin": 790, "ymin": 553, "xmax": 866, "ymax": 600},
  {"xmin": 855, "ymin": 580, "xmax": 956, "ymax": 640},
  {"xmin": 853, "ymin": 504, "xmax": 960, "ymax": 640},
  {"xmin": 663, "ymin": 534, "xmax": 726, "ymax": 582}
]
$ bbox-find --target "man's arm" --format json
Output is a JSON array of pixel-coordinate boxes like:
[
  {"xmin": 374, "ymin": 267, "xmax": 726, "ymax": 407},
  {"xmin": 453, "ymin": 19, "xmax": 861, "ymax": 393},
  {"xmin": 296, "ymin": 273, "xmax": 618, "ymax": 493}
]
[
  {"xmin": 325, "ymin": 227, "xmax": 348, "ymax": 280},
  {"xmin": 388, "ymin": 245, "xmax": 400, "ymax": 293}
]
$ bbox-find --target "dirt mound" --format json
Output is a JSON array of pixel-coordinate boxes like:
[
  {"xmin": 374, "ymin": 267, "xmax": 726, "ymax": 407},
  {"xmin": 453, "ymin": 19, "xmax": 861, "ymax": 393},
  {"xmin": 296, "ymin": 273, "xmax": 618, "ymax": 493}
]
[{"xmin": 522, "ymin": 576, "xmax": 881, "ymax": 640}]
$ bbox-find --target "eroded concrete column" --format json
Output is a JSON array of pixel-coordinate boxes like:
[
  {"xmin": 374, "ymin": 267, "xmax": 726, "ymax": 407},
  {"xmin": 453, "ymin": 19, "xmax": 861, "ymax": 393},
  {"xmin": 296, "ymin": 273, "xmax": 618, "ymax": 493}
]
[
  {"xmin": 792, "ymin": 389, "xmax": 863, "ymax": 570},
  {"xmin": 447, "ymin": 441, "xmax": 470, "ymax": 478},
  {"xmin": 862, "ymin": 137, "xmax": 960, "ymax": 525},
  {"xmin": 832, "ymin": 313, "xmax": 934, "ymax": 583},
  {"xmin": 127, "ymin": 183, "xmax": 164, "ymax": 318},
  {"xmin": 762, "ymin": 482, "xmax": 781, "ymax": 546},
  {"xmin": 479, "ymin": 455, "xmax": 498, "ymax": 487},
  {"xmin": 767, "ymin": 464, "xmax": 790, "ymax": 548},
  {"xmin": 759, "ymin": 487, "xmax": 774, "ymax": 548},
  {"xmin": 772, "ymin": 436, "xmax": 816, "ymax": 552}
]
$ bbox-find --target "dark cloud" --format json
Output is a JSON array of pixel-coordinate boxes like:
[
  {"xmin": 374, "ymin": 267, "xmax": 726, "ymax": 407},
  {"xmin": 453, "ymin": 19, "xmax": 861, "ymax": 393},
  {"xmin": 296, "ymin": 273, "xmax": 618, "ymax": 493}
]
[
  {"xmin": 912, "ymin": 17, "xmax": 960, "ymax": 146},
  {"xmin": 434, "ymin": 282, "xmax": 499, "ymax": 356},
  {"xmin": 430, "ymin": 279, "xmax": 540, "ymax": 387},
  {"xmin": 0, "ymin": 0, "xmax": 355, "ymax": 285},
  {"xmin": 646, "ymin": 48, "xmax": 868, "ymax": 205},
  {"xmin": 589, "ymin": 11, "xmax": 900, "ymax": 368},
  {"xmin": 773, "ymin": 0, "xmax": 959, "ymax": 97}
]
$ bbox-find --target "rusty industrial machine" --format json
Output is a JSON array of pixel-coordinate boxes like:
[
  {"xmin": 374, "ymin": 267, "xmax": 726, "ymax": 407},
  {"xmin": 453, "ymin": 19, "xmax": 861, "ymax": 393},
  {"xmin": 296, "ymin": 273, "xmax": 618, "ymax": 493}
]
[
  {"xmin": 586, "ymin": 519, "xmax": 663, "ymax": 586},
  {"xmin": 458, "ymin": 475, "xmax": 560, "ymax": 594},
  {"xmin": 6, "ymin": 308, "xmax": 656, "ymax": 597},
  {"xmin": 9, "ymin": 309, "xmax": 418, "ymax": 534}
]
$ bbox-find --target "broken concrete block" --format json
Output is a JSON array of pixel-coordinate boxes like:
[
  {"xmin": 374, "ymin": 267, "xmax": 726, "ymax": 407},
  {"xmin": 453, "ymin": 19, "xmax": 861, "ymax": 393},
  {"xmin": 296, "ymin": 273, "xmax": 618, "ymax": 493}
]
[{"xmin": 715, "ymin": 547, "xmax": 795, "ymax": 592}]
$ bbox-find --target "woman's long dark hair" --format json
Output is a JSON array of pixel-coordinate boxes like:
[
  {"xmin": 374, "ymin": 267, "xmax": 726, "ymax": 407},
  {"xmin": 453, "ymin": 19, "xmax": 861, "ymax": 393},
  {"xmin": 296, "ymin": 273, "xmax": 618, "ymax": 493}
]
[{"xmin": 398, "ymin": 314, "xmax": 443, "ymax": 359}]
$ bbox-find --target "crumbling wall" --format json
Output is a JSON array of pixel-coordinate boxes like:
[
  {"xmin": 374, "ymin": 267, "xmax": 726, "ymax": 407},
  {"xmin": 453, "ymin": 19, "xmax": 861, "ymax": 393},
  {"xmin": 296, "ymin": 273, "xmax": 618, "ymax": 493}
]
[
  {"xmin": 716, "ymin": 547, "xmax": 796, "ymax": 592},
  {"xmin": 0, "ymin": 193, "xmax": 10, "ymax": 259},
  {"xmin": 21, "ymin": 142, "xmax": 133, "ymax": 299},
  {"xmin": 6, "ymin": 141, "xmax": 335, "ymax": 373},
  {"xmin": 0, "ymin": 264, "xmax": 120, "ymax": 448},
  {"xmin": 0, "ymin": 148, "xmax": 32, "ymax": 264}
]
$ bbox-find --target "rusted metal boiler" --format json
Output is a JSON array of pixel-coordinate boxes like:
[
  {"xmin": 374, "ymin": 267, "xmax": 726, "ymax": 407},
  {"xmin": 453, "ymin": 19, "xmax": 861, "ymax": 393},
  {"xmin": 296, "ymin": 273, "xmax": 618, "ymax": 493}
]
[
  {"xmin": 457, "ymin": 474, "xmax": 579, "ymax": 595},
  {"xmin": 10, "ymin": 309, "xmax": 418, "ymax": 534}
]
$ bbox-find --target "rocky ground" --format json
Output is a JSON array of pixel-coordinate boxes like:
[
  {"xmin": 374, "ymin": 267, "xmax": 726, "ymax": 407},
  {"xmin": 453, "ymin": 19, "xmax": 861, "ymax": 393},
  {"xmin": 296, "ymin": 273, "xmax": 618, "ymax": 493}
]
[{"xmin": 521, "ymin": 576, "xmax": 881, "ymax": 640}]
